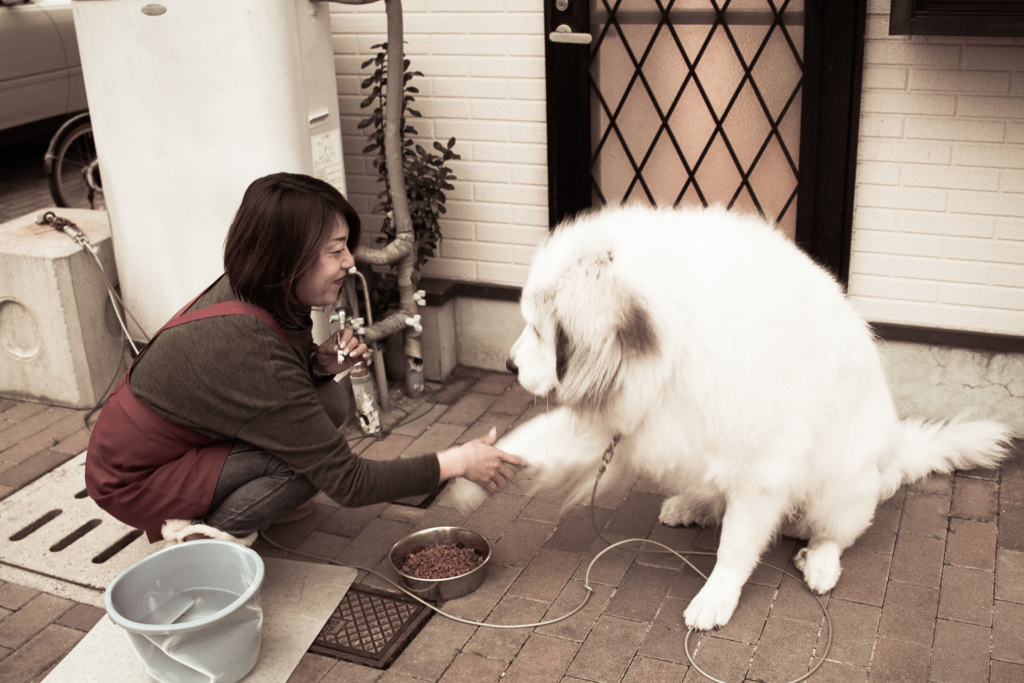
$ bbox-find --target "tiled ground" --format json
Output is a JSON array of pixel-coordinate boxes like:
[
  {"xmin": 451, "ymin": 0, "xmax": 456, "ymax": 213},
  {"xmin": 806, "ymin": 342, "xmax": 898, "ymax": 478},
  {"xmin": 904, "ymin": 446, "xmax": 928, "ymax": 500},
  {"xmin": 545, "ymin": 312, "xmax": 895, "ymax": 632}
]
[
  {"xmin": 0, "ymin": 367, "xmax": 1022, "ymax": 683},
  {"xmin": 2, "ymin": 140, "xmax": 1023, "ymax": 682}
]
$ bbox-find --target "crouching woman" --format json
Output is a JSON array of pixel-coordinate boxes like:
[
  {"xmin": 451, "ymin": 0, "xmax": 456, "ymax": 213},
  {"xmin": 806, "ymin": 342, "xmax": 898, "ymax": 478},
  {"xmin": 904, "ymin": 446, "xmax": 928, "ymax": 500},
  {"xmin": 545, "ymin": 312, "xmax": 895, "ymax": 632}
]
[{"xmin": 86, "ymin": 172, "xmax": 521, "ymax": 545}]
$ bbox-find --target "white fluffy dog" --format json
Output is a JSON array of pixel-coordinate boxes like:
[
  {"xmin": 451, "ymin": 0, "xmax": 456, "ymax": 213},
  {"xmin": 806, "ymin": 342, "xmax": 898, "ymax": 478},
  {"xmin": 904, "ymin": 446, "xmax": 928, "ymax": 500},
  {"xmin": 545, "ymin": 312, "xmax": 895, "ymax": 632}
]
[{"xmin": 450, "ymin": 204, "xmax": 1013, "ymax": 631}]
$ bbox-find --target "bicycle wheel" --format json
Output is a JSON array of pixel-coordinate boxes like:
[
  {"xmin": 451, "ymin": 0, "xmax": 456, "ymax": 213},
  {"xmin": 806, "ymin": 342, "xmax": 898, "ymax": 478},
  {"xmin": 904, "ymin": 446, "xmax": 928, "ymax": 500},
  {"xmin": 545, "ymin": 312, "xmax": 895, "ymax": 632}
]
[{"xmin": 47, "ymin": 118, "xmax": 104, "ymax": 210}]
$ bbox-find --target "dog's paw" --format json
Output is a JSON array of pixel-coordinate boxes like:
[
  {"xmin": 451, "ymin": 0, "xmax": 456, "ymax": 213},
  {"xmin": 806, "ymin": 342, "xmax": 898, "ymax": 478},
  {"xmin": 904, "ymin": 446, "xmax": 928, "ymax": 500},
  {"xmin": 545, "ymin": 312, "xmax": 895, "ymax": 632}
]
[
  {"xmin": 658, "ymin": 495, "xmax": 707, "ymax": 527},
  {"xmin": 683, "ymin": 582, "xmax": 741, "ymax": 631},
  {"xmin": 445, "ymin": 478, "xmax": 490, "ymax": 516},
  {"xmin": 793, "ymin": 545, "xmax": 842, "ymax": 593}
]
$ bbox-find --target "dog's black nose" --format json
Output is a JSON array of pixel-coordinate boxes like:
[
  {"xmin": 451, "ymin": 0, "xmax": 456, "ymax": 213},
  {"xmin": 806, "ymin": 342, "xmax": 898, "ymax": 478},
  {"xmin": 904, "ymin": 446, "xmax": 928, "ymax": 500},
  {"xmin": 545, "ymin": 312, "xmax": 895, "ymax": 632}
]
[{"xmin": 506, "ymin": 358, "xmax": 518, "ymax": 375}]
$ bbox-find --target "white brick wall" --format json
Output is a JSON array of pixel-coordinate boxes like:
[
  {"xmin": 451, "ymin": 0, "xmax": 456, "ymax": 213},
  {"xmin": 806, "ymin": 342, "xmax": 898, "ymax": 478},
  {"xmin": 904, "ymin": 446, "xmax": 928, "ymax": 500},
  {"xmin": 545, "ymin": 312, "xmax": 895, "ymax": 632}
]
[
  {"xmin": 328, "ymin": 2, "xmax": 1024, "ymax": 337},
  {"xmin": 850, "ymin": 1, "xmax": 1024, "ymax": 336},
  {"xmin": 328, "ymin": 1, "xmax": 548, "ymax": 288}
]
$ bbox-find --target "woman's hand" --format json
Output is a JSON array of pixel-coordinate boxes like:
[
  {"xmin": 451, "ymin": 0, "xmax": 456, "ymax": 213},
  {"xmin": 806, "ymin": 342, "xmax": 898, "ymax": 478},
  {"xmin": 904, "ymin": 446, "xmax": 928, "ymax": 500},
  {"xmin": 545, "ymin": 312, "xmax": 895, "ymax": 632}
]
[
  {"xmin": 313, "ymin": 329, "xmax": 370, "ymax": 376},
  {"xmin": 437, "ymin": 428, "xmax": 525, "ymax": 492}
]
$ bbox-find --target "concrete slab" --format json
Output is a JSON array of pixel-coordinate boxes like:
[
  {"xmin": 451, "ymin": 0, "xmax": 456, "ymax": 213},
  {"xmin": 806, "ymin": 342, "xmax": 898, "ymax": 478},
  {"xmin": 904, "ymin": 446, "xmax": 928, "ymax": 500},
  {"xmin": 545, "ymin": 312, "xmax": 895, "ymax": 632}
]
[
  {"xmin": 880, "ymin": 340, "xmax": 1024, "ymax": 433},
  {"xmin": 42, "ymin": 558, "xmax": 356, "ymax": 682}
]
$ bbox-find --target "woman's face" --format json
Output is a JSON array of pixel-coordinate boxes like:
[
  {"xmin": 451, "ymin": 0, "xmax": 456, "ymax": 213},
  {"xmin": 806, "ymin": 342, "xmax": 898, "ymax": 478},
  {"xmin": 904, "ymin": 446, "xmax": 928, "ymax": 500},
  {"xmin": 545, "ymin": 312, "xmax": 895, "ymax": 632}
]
[{"xmin": 295, "ymin": 216, "xmax": 355, "ymax": 308}]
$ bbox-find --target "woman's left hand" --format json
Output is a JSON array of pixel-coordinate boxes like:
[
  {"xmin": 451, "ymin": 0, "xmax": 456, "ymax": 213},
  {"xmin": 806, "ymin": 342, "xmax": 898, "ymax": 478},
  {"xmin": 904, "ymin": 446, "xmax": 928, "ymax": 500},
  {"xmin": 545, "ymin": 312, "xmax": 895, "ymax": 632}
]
[
  {"xmin": 437, "ymin": 428, "xmax": 525, "ymax": 492},
  {"xmin": 314, "ymin": 328, "xmax": 370, "ymax": 375}
]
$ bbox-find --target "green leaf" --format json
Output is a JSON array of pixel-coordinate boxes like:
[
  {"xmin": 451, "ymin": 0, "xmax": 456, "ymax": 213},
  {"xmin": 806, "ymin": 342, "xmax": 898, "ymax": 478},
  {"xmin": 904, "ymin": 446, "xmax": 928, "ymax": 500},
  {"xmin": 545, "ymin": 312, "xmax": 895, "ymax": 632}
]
[{"xmin": 357, "ymin": 42, "xmax": 455, "ymax": 299}]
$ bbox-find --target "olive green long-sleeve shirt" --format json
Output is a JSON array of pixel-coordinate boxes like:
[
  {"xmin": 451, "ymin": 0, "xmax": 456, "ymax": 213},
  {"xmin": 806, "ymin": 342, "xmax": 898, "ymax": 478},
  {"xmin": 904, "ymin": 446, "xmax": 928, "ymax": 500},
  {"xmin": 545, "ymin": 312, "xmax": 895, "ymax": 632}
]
[{"xmin": 129, "ymin": 276, "xmax": 440, "ymax": 507}]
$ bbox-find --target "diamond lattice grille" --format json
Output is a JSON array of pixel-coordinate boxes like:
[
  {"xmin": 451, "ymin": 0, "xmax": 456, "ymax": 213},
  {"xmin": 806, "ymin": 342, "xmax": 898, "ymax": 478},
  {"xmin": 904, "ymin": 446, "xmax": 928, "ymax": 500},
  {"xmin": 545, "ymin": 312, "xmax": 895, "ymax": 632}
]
[{"xmin": 590, "ymin": 0, "xmax": 804, "ymax": 237}]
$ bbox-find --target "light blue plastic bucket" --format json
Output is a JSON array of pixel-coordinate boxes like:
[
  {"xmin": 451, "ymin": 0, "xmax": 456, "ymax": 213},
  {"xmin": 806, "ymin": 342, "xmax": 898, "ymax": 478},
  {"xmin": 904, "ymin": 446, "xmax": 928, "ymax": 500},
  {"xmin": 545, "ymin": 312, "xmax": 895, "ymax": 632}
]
[{"xmin": 104, "ymin": 540, "xmax": 265, "ymax": 683}]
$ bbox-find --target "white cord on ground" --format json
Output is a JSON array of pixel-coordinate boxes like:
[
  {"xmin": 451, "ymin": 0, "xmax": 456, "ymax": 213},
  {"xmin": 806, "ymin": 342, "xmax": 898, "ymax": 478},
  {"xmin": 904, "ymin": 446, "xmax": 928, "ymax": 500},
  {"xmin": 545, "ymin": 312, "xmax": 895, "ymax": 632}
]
[
  {"xmin": 259, "ymin": 531, "xmax": 832, "ymax": 682},
  {"xmin": 258, "ymin": 530, "xmax": 595, "ymax": 629},
  {"xmin": 261, "ymin": 410, "xmax": 835, "ymax": 681},
  {"xmin": 261, "ymin": 441, "xmax": 834, "ymax": 681}
]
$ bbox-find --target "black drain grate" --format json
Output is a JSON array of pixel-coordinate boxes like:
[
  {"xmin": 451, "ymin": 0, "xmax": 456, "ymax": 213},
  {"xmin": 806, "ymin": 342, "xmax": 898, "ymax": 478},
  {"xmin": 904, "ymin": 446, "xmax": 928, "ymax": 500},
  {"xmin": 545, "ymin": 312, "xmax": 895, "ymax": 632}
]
[{"xmin": 309, "ymin": 583, "xmax": 432, "ymax": 669}]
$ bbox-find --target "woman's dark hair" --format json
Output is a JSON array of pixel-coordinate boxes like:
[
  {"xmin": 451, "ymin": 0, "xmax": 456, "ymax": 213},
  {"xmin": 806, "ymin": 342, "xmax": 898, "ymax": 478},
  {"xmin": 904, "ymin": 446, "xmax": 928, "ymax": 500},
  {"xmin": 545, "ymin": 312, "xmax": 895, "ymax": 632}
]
[{"xmin": 224, "ymin": 172, "xmax": 361, "ymax": 328}]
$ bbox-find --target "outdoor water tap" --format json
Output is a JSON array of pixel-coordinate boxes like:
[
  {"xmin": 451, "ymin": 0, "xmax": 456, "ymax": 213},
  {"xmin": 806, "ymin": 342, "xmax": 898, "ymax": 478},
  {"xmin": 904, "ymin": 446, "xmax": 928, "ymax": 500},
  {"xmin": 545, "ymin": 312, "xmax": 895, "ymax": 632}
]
[{"xmin": 35, "ymin": 211, "xmax": 97, "ymax": 255}]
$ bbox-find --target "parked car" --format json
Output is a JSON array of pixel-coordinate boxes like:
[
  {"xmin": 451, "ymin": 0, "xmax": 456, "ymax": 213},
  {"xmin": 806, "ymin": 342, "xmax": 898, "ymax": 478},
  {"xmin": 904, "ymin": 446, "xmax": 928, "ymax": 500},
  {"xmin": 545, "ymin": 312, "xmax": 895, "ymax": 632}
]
[
  {"xmin": 1, "ymin": 0, "xmax": 99, "ymax": 208},
  {"xmin": 0, "ymin": 0, "xmax": 86, "ymax": 137}
]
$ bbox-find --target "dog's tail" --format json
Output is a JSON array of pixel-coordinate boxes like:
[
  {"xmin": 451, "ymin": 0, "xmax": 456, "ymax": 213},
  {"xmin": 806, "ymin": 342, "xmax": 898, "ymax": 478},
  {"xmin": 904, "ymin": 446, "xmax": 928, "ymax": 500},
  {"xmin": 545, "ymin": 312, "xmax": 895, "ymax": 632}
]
[{"xmin": 879, "ymin": 417, "xmax": 1015, "ymax": 500}]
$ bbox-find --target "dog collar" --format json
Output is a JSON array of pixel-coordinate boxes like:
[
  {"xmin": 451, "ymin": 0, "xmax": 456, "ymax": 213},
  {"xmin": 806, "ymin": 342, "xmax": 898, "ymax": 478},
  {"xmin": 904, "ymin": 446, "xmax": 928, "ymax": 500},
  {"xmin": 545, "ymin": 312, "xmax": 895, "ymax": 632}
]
[{"xmin": 597, "ymin": 434, "xmax": 621, "ymax": 475}]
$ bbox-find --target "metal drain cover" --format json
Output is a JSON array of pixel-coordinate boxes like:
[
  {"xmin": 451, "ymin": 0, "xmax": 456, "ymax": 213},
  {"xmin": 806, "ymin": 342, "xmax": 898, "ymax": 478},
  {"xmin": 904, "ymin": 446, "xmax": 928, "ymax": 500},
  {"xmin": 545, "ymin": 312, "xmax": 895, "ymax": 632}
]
[
  {"xmin": 309, "ymin": 583, "xmax": 432, "ymax": 669},
  {"xmin": 0, "ymin": 452, "xmax": 154, "ymax": 603}
]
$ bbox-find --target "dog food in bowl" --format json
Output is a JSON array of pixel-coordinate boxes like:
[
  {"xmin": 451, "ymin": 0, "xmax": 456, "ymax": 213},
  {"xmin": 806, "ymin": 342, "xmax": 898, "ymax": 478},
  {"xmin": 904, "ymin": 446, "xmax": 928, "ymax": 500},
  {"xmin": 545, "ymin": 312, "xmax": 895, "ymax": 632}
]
[
  {"xmin": 390, "ymin": 527, "xmax": 491, "ymax": 600},
  {"xmin": 399, "ymin": 541, "xmax": 485, "ymax": 579}
]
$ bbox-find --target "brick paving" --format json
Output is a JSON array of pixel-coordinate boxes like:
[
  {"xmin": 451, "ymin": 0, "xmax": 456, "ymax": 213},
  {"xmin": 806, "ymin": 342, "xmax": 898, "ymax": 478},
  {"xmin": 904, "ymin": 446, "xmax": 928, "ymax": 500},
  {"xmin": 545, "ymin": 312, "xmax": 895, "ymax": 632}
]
[
  {"xmin": 2, "ymin": 145, "xmax": 1023, "ymax": 681},
  {"xmin": 0, "ymin": 374, "xmax": 1022, "ymax": 682}
]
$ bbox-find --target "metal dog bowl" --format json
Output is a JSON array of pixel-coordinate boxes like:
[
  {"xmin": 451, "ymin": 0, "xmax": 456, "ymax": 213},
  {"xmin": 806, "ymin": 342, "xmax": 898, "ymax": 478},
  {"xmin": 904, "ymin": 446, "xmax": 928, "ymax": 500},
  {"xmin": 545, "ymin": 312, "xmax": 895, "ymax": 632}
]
[{"xmin": 389, "ymin": 526, "xmax": 491, "ymax": 601}]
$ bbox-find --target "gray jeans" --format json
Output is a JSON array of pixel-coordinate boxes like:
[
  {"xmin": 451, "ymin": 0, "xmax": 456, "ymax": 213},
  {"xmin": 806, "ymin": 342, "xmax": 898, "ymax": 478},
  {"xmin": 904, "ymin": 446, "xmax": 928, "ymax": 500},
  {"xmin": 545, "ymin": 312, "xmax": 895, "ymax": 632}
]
[{"xmin": 201, "ymin": 378, "xmax": 350, "ymax": 537}]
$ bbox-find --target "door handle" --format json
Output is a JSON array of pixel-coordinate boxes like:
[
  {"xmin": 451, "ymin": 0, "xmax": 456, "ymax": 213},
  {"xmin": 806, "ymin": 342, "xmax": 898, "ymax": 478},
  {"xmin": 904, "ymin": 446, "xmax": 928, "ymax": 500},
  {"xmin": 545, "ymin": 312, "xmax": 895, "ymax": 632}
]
[{"xmin": 549, "ymin": 24, "xmax": 592, "ymax": 45}]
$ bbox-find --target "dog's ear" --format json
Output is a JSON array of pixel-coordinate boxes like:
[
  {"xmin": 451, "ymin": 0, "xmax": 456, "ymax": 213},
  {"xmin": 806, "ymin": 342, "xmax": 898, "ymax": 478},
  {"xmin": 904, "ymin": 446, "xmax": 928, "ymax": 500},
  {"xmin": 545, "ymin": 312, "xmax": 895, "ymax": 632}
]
[
  {"xmin": 551, "ymin": 247, "xmax": 659, "ymax": 413},
  {"xmin": 552, "ymin": 254, "xmax": 618, "ymax": 411},
  {"xmin": 556, "ymin": 322, "xmax": 572, "ymax": 384},
  {"xmin": 556, "ymin": 328, "xmax": 621, "ymax": 413},
  {"xmin": 616, "ymin": 296, "xmax": 658, "ymax": 356},
  {"xmin": 555, "ymin": 293, "xmax": 656, "ymax": 414}
]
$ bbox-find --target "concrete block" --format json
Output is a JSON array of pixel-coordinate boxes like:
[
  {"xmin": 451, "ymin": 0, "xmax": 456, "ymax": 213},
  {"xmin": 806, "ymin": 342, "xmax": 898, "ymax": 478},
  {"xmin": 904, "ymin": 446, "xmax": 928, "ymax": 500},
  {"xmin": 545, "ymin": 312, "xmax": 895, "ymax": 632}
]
[
  {"xmin": 454, "ymin": 297, "xmax": 522, "ymax": 373},
  {"xmin": 878, "ymin": 339, "xmax": 1024, "ymax": 434},
  {"xmin": 420, "ymin": 300, "xmax": 457, "ymax": 383},
  {"xmin": 419, "ymin": 279, "xmax": 458, "ymax": 383},
  {"xmin": 0, "ymin": 209, "xmax": 121, "ymax": 408}
]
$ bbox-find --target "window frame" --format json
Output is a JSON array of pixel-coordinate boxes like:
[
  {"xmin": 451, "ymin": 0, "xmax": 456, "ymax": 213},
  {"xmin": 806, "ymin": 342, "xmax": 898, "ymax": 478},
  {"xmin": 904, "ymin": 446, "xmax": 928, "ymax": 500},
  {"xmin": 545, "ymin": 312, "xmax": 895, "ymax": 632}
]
[{"xmin": 889, "ymin": 0, "xmax": 1024, "ymax": 37}]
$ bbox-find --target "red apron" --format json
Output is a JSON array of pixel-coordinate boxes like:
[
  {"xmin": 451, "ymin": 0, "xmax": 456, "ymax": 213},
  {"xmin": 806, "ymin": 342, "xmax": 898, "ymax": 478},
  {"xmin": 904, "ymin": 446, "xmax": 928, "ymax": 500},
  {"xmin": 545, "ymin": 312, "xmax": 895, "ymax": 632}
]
[{"xmin": 85, "ymin": 294, "xmax": 290, "ymax": 542}]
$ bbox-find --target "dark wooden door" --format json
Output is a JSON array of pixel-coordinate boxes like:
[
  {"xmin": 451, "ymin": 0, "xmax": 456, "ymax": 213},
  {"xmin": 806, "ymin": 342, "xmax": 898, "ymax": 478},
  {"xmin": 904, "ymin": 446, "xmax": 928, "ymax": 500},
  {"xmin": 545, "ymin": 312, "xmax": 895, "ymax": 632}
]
[{"xmin": 543, "ymin": 0, "xmax": 865, "ymax": 283}]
